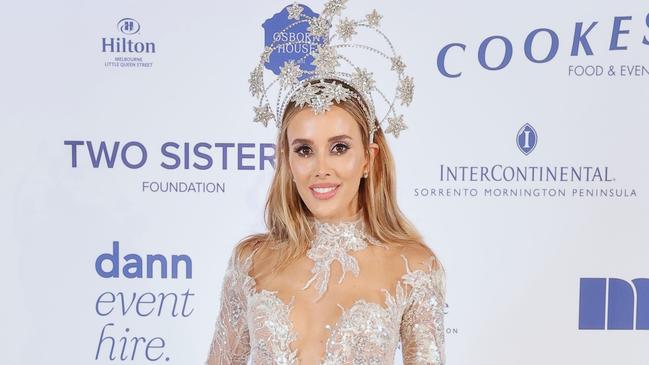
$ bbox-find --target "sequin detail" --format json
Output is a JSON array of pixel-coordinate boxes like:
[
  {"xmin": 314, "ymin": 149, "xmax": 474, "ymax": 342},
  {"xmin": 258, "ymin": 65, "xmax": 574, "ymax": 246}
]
[
  {"xmin": 303, "ymin": 216, "xmax": 385, "ymax": 301},
  {"xmin": 206, "ymin": 231, "xmax": 446, "ymax": 365}
]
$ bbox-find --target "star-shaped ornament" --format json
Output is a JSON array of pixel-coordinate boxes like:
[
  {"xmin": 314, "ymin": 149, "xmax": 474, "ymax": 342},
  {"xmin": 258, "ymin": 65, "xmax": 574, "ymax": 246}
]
[
  {"xmin": 337, "ymin": 18, "xmax": 357, "ymax": 41},
  {"xmin": 390, "ymin": 56, "xmax": 406, "ymax": 74},
  {"xmin": 365, "ymin": 9, "xmax": 382, "ymax": 27},
  {"xmin": 323, "ymin": 0, "xmax": 347, "ymax": 17},
  {"xmin": 397, "ymin": 76, "xmax": 414, "ymax": 106},
  {"xmin": 287, "ymin": 3, "xmax": 303, "ymax": 20},
  {"xmin": 311, "ymin": 45, "xmax": 339, "ymax": 77},
  {"xmin": 351, "ymin": 67, "xmax": 375, "ymax": 93},
  {"xmin": 253, "ymin": 104, "xmax": 275, "ymax": 127},
  {"xmin": 248, "ymin": 66, "xmax": 264, "ymax": 97},
  {"xmin": 279, "ymin": 60, "xmax": 303, "ymax": 87},
  {"xmin": 307, "ymin": 17, "xmax": 330, "ymax": 38},
  {"xmin": 384, "ymin": 114, "xmax": 407, "ymax": 137}
]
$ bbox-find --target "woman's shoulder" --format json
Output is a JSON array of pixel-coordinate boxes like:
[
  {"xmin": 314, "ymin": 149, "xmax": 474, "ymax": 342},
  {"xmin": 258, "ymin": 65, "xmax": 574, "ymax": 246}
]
[
  {"xmin": 375, "ymin": 240, "xmax": 441, "ymax": 273},
  {"xmin": 233, "ymin": 233, "xmax": 269, "ymax": 259},
  {"xmin": 393, "ymin": 241, "xmax": 446, "ymax": 296},
  {"xmin": 231, "ymin": 233, "xmax": 282, "ymax": 279}
]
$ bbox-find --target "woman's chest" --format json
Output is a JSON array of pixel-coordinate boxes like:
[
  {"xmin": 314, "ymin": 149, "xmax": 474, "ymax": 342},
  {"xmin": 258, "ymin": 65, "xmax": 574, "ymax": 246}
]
[{"xmin": 244, "ymin": 254, "xmax": 409, "ymax": 365}]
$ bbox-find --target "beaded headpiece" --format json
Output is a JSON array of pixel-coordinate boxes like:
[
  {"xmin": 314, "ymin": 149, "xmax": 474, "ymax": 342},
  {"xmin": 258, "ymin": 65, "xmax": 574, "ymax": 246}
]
[{"xmin": 249, "ymin": 0, "xmax": 414, "ymax": 142}]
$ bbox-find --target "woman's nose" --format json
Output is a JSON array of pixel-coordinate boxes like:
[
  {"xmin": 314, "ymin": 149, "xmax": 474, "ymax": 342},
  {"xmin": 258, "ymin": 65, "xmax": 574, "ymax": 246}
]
[{"xmin": 314, "ymin": 153, "xmax": 331, "ymax": 177}]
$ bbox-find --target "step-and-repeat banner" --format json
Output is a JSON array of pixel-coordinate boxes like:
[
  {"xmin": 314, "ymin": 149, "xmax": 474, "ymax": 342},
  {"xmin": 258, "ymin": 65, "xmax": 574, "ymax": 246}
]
[{"xmin": 2, "ymin": 0, "xmax": 647, "ymax": 364}]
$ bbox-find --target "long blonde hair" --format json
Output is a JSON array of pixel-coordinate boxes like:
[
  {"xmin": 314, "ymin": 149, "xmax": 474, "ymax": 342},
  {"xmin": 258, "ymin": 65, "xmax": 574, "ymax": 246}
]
[{"xmin": 236, "ymin": 80, "xmax": 437, "ymax": 273}]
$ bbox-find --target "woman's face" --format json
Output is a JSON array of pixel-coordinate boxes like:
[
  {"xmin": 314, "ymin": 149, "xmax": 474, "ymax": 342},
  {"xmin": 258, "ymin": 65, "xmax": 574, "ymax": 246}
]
[{"xmin": 286, "ymin": 105, "xmax": 378, "ymax": 223}]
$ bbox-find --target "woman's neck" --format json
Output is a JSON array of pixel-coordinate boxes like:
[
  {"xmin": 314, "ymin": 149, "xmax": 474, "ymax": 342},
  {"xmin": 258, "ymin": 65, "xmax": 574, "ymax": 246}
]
[{"xmin": 312, "ymin": 207, "xmax": 363, "ymax": 224}]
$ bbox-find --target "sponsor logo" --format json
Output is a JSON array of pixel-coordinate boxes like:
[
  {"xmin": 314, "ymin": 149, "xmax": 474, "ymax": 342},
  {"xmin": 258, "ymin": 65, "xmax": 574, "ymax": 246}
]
[
  {"xmin": 102, "ymin": 18, "xmax": 156, "ymax": 68},
  {"xmin": 579, "ymin": 278, "xmax": 649, "ymax": 330}
]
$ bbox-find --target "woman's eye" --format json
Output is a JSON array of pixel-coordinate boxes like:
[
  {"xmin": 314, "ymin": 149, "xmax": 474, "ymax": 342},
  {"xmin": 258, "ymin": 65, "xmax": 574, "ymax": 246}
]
[
  {"xmin": 294, "ymin": 145, "xmax": 312, "ymax": 157},
  {"xmin": 332, "ymin": 143, "xmax": 349, "ymax": 155}
]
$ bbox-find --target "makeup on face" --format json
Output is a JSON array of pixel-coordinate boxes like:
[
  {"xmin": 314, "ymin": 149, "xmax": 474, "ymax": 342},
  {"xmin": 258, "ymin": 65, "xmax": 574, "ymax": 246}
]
[{"xmin": 287, "ymin": 106, "xmax": 367, "ymax": 222}]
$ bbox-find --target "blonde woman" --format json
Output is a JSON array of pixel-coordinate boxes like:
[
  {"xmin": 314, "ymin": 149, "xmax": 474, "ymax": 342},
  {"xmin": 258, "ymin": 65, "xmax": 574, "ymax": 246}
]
[
  {"xmin": 207, "ymin": 2, "xmax": 445, "ymax": 364},
  {"xmin": 205, "ymin": 79, "xmax": 446, "ymax": 364}
]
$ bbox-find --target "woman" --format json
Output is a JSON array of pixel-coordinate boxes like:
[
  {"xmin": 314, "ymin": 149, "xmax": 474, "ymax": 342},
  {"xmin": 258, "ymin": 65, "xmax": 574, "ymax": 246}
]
[{"xmin": 205, "ymin": 77, "xmax": 446, "ymax": 364}]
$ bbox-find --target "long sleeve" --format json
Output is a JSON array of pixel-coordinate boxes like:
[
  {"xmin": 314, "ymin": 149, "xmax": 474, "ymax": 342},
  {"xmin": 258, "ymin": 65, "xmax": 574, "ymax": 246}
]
[
  {"xmin": 205, "ymin": 249, "xmax": 252, "ymax": 365},
  {"xmin": 399, "ymin": 255, "xmax": 446, "ymax": 365}
]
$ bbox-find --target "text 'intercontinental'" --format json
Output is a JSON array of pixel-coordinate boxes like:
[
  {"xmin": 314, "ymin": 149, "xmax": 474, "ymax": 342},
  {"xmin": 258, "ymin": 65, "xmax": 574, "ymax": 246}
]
[{"xmin": 439, "ymin": 164, "xmax": 613, "ymax": 182}]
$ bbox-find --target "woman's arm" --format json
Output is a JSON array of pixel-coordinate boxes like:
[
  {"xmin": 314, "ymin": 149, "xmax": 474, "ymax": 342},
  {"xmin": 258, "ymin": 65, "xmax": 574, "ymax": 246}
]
[
  {"xmin": 399, "ymin": 250, "xmax": 446, "ymax": 365},
  {"xmin": 205, "ymin": 248, "xmax": 252, "ymax": 365}
]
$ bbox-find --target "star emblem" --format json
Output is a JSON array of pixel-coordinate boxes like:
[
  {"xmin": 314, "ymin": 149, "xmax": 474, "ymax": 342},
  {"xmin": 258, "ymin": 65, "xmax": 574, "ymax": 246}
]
[
  {"xmin": 390, "ymin": 56, "xmax": 406, "ymax": 74},
  {"xmin": 307, "ymin": 17, "xmax": 330, "ymax": 38},
  {"xmin": 248, "ymin": 66, "xmax": 264, "ymax": 97},
  {"xmin": 287, "ymin": 3, "xmax": 303, "ymax": 20},
  {"xmin": 323, "ymin": 0, "xmax": 347, "ymax": 17},
  {"xmin": 397, "ymin": 75, "xmax": 414, "ymax": 106},
  {"xmin": 336, "ymin": 18, "xmax": 357, "ymax": 41},
  {"xmin": 253, "ymin": 104, "xmax": 275, "ymax": 127},
  {"xmin": 384, "ymin": 114, "xmax": 407, "ymax": 137},
  {"xmin": 351, "ymin": 67, "xmax": 375, "ymax": 93},
  {"xmin": 311, "ymin": 45, "xmax": 339, "ymax": 77},
  {"xmin": 365, "ymin": 9, "xmax": 382, "ymax": 27},
  {"xmin": 279, "ymin": 60, "xmax": 303, "ymax": 87}
]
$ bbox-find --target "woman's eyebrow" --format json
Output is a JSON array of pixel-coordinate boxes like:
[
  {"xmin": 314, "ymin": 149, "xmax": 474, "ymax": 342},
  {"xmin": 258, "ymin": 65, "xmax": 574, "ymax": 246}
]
[{"xmin": 290, "ymin": 134, "xmax": 352, "ymax": 146}]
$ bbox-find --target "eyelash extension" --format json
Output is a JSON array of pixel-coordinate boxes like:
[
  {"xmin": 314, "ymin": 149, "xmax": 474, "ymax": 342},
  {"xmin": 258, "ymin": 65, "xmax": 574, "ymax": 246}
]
[
  {"xmin": 331, "ymin": 142, "xmax": 350, "ymax": 155},
  {"xmin": 293, "ymin": 142, "xmax": 350, "ymax": 157}
]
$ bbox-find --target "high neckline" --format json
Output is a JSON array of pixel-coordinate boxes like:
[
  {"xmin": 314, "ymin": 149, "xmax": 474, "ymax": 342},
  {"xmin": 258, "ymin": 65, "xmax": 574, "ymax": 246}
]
[{"xmin": 302, "ymin": 208, "xmax": 384, "ymax": 302}]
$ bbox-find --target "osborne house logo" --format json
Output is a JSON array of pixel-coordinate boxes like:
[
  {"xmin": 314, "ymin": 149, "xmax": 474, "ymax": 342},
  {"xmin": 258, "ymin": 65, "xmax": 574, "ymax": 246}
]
[
  {"xmin": 102, "ymin": 17, "xmax": 156, "ymax": 68},
  {"xmin": 262, "ymin": 3, "xmax": 323, "ymax": 76},
  {"xmin": 579, "ymin": 278, "xmax": 649, "ymax": 330}
]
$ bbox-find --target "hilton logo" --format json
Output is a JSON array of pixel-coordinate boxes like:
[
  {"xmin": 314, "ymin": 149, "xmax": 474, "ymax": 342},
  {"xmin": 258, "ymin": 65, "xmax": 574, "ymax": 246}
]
[
  {"xmin": 117, "ymin": 18, "xmax": 140, "ymax": 35},
  {"xmin": 578, "ymin": 277, "xmax": 649, "ymax": 330},
  {"xmin": 516, "ymin": 123, "xmax": 537, "ymax": 155},
  {"xmin": 102, "ymin": 18, "xmax": 155, "ymax": 54},
  {"xmin": 102, "ymin": 17, "xmax": 156, "ymax": 68}
]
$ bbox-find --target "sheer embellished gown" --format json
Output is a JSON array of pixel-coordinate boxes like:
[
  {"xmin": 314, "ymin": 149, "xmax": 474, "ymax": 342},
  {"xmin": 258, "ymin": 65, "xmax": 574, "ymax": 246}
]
[{"xmin": 206, "ymin": 211, "xmax": 446, "ymax": 364}]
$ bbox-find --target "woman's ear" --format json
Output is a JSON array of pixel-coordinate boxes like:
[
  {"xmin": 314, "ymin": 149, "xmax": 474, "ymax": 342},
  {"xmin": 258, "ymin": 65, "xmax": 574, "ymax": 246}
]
[
  {"xmin": 369, "ymin": 142, "xmax": 379, "ymax": 162},
  {"xmin": 364, "ymin": 142, "xmax": 380, "ymax": 172}
]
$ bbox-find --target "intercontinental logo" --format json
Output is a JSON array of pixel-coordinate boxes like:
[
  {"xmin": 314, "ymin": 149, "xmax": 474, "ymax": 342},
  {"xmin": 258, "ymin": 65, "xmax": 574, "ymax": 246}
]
[
  {"xmin": 102, "ymin": 17, "xmax": 156, "ymax": 68},
  {"xmin": 413, "ymin": 123, "xmax": 638, "ymax": 199}
]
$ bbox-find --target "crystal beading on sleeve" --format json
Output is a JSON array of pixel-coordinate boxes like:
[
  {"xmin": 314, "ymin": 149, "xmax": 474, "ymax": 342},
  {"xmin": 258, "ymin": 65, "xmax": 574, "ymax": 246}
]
[
  {"xmin": 205, "ymin": 248, "xmax": 255, "ymax": 365},
  {"xmin": 399, "ymin": 254, "xmax": 446, "ymax": 365}
]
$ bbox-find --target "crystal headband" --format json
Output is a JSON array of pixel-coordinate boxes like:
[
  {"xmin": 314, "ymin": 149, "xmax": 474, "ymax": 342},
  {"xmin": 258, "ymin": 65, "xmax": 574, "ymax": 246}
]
[{"xmin": 249, "ymin": 0, "xmax": 414, "ymax": 142}]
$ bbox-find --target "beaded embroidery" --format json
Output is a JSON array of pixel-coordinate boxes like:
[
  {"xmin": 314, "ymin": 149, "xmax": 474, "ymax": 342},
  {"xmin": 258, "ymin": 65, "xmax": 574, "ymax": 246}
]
[{"xmin": 206, "ymin": 218, "xmax": 446, "ymax": 365}]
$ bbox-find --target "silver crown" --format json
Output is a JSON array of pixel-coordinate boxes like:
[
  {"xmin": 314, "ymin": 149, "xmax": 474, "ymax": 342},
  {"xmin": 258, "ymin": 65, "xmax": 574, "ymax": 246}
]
[{"xmin": 249, "ymin": 0, "xmax": 414, "ymax": 142}]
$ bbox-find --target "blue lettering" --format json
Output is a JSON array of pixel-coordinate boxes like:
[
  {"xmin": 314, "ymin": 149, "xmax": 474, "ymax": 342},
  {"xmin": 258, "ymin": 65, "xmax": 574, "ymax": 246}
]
[
  {"xmin": 524, "ymin": 28, "xmax": 559, "ymax": 63},
  {"xmin": 571, "ymin": 21, "xmax": 598, "ymax": 56},
  {"xmin": 437, "ymin": 43, "xmax": 466, "ymax": 78},
  {"xmin": 64, "ymin": 140, "xmax": 84, "ymax": 167},
  {"xmin": 160, "ymin": 142, "xmax": 181, "ymax": 169},
  {"xmin": 238, "ymin": 143, "xmax": 256, "ymax": 170},
  {"xmin": 193, "ymin": 142, "xmax": 213, "ymax": 170},
  {"xmin": 214, "ymin": 143, "xmax": 235, "ymax": 170},
  {"xmin": 610, "ymin": 16, "xmax": 632, "ymax": 50},
  {"xmin": 87, "ymin": 141, "xmax": 120, "ymax": 168},
  {"xmin": 259, "ymin": 143, "xmax": 276, "ymax": 170},
  {"xmin": 95, "ymin": 241, "xmax": 192, "ymax": 279},
  {"xmin": 121, "ymin": 141, "xmax": 147, "ymax": 169},
  {"xmin": 478, "ymin": 36, "xmax": 512, "ymax": 71}
]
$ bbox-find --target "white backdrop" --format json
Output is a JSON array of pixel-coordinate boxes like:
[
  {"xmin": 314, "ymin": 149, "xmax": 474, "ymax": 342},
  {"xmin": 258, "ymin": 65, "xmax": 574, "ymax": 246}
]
[{"xmin": 1, "ymin": 0, "xmax": 648, "ymax": 364}]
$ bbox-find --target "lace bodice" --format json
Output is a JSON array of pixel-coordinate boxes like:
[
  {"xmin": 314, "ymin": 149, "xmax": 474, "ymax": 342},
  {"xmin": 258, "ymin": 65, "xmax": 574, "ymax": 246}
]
[{"xmin": 206, "ymin": 214, "xmax": 446, "ymax": 365}]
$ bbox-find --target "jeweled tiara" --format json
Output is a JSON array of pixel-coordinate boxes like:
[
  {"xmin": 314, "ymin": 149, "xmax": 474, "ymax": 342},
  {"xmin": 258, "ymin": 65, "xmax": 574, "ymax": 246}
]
[{"xmin": 249, "ymin": 0, "xmax": 414, "ymax": 142}]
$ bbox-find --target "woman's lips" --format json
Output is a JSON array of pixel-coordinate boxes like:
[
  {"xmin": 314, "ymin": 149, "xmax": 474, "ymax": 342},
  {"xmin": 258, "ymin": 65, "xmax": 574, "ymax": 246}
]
[{"xmin": 309, "ymin": 184, "xmax": 340, "ymax": 200}]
